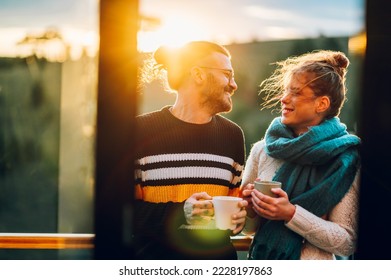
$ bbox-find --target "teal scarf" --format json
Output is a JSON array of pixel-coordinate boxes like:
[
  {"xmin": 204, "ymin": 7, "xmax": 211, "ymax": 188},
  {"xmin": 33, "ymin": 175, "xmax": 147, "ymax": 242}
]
[{"xmin": 249, "ymin": 117, "xmax": 360, "ymax": 260}]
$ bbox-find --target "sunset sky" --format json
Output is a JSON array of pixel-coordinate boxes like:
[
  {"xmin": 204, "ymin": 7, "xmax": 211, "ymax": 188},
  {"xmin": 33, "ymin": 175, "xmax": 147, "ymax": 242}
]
[{"xmin": 0, "ymin": 0, "xmax": 364, "ymax": 58}]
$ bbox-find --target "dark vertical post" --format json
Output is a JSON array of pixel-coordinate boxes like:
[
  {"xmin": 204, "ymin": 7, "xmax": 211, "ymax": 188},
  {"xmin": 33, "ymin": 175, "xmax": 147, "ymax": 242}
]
[
  {"xmin": 95, "ymin": 0, "xmax": 139, "ymax": 259},
  {"xmin": 356, "ymin": 0, "xmax": 391, "ymax": 259}
]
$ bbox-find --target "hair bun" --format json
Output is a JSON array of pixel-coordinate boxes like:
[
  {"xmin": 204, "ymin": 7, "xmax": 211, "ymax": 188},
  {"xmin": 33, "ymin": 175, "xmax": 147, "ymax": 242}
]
[
  {"xmin": 153, "ymin": 45, "xmax": 175, "ymax": 69},
  {"xmin": 324, "ymin": 51, "xmax": 349, "ymax": 77},
  {"xmin": 333, "ymin": 52, "xmax": 349, "ymax": 70}
]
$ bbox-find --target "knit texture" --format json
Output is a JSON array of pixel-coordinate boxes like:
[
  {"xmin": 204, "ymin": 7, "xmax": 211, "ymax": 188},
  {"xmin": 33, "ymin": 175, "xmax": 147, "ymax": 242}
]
[
  {"xmin": 249, "ymin": 117, "xmax": 360, "ymax": 260},
  {"xmin": 133, "ymin": 106, "xmax": 245, "ymax": 259}
]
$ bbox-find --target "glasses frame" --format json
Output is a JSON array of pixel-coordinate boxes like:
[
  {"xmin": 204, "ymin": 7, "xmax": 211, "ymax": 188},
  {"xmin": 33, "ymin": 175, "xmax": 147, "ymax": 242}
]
[
  {"xmin": 197, "ymin": 66, "xmax": 235, "ymax": 83},
  {"xmin": 284, "ymin": 71, "xmax": 332, "ymax": 99}
]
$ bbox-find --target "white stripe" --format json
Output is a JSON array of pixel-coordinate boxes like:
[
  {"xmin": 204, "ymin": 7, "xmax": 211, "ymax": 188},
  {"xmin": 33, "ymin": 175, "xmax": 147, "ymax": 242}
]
[
  {"xmin": 143, "ymin": 166, "xmax": 233, "ymax": 181},
  {"xmin": 138, "ymin": 153, "xmax": 234, "ymax": 166}
]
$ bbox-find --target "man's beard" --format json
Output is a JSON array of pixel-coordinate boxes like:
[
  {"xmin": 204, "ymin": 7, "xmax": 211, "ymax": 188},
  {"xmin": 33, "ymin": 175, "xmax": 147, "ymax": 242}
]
[{"xmin": 201, "ymin": 75, "xmax": 233, "ymax": 115}]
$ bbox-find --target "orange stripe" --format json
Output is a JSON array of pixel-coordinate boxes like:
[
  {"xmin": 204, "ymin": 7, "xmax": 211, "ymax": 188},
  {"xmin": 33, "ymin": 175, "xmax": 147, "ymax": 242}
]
[
  {"xmin": 136, "ymin": 184, "xmax": 240, "ymax": 203},
  {"xmin": 135, "ymin": 184, "xmax": 143, "ymax": 199},
  {"xmin": 228, "ymin": 188, "xmax": 241, "ymax": 197}
]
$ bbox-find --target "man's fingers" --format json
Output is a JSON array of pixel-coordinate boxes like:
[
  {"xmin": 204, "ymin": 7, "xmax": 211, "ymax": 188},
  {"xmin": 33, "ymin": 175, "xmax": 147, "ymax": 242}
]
[
  {"xmin": 192, "ymin": 207, "xmax": 214, "ymax": 216},
  {"xmin": 193, "ymin": 192, "xmax": 212, "ymax": 200},
  {"xmin": 197, "ymin": 200, "xmax": 213, "ymax": 208}
]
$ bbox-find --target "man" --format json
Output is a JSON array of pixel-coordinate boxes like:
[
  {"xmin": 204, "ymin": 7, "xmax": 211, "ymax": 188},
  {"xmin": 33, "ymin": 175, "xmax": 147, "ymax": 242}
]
[{"xmin": 133, "ymin": 41, "xmax": 247, "ymax": 260}]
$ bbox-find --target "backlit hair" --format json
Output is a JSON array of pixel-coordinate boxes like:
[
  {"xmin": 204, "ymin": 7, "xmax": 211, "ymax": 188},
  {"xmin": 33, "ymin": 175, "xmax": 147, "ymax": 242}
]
[
  {"xmin": 139, "ymin": 41, "xmax": 230, "ymax": 92},
  {"xmin": 260, "ymin": 50, "xmax": 349, "ymax": 118}
]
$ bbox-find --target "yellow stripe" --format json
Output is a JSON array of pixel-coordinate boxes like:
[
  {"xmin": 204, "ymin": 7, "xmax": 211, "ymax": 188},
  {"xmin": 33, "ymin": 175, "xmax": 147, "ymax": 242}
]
[
  {"xmin": 135, "ymin": 184, "xmax": 143, "ymax": 199},
  {"xmin": 135, "ymin": 184, "xmax": 240, "ymax": 203}
]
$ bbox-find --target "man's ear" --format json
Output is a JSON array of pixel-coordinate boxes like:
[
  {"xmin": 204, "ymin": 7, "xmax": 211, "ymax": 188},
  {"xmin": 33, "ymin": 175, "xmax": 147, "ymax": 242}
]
[
  {"xmin": 316, "ymin": 96, "xmax": 330, "ymax": 114},
  {"xmin": 190, "ymin": 66, "xmax": 204, "ymax": 84}
]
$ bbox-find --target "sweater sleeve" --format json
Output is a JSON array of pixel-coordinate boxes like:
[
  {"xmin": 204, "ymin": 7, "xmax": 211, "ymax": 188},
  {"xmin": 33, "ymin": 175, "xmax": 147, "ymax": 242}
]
[
  {"xmin": 241, "ymin": 141, "xmax": 263, "ymax": 234},
  {"xmin": 133, "ymin": 199, "xmax": 187, "ymax": 240},
  {"xmin": 285, "ymin": 171, "xmax": 360, "ymax": 257},
  {"xmin": 242, "ymin": 141, "xmax": 263, "ymax": 187}
]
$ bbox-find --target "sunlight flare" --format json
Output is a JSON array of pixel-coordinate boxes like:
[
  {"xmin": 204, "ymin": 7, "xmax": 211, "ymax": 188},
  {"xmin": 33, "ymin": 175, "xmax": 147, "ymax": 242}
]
[{"xmin": 138, "ymin": 15, "xmax": 207, "ymax": 53}]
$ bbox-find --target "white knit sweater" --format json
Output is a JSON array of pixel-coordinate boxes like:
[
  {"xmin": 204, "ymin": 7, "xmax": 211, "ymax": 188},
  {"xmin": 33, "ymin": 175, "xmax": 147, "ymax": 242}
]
[{"xmin": 242, "ymin": 139, "xmax": 359, "ymax": 260}]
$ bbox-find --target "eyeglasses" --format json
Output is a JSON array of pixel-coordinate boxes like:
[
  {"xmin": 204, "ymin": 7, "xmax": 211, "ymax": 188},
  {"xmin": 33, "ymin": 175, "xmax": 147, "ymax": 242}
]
[
  {"xmin": 197, "ymin": 66, "xmax": 235, "ymax": 82},
  {"xmin": 283, "ymin": 88, "xmax": 318, "ymax": 103},
  {"xmin": 283, "ymin": 72, "xmax": 332, "ymax": 99}
]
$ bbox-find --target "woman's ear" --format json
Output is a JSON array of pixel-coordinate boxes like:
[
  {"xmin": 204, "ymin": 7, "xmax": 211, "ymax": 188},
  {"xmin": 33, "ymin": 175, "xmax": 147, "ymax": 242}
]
[{"xmin": 316, "ymin": 96, "xmax": 330, "ymax": 114}]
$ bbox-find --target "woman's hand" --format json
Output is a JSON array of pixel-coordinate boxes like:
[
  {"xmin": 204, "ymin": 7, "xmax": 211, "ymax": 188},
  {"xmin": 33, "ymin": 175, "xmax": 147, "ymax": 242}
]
[
  {"xmin": 241, "ymin": 182, "xmax": 257, "ymax": 218},
  {"xmin": 251, "ymin": 188, "xmax": 296, "ymax": 222}
]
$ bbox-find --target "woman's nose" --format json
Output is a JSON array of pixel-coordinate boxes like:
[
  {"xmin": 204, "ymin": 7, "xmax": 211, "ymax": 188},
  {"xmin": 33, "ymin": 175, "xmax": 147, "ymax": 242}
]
[{"xmin": 281, "ymin": 92, "xmax": 290, "ymax": 103}]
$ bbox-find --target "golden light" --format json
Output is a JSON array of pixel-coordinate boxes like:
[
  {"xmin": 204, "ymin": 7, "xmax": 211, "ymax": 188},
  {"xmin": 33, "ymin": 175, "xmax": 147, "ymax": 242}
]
[
  {"xmin": 63, "ymin": 29, "xmax": 99, "ymax": 60},
  {"xmin": 138, "ymin": 15, "xmax": 208, "ymax": 53},
  {"xmin": 349, "ymin": 31, "xmax": 366, "ymax": 56},
  {"xmin": 0, "ymin": 27, "xmax": 98, "ymax": 61}
]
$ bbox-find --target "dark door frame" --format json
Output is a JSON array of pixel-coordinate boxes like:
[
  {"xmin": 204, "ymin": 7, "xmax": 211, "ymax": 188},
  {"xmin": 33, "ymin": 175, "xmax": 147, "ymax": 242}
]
[{"xmin": 94, "ymin": 0, "xmax": 139, "ymax": 259}]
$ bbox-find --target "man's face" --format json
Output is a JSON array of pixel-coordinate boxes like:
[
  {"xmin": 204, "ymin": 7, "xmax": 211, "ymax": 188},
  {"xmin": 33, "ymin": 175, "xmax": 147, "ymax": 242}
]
[{"xmin": 199, "ymin": 53, "xmax": 238, "ymax": 115}]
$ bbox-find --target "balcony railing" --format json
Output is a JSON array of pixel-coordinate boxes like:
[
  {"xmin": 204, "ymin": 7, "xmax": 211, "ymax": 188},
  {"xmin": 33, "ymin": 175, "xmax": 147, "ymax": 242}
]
[{"xmin": 0, "ymin": 233, "xmax": 252, "ymax": 252}]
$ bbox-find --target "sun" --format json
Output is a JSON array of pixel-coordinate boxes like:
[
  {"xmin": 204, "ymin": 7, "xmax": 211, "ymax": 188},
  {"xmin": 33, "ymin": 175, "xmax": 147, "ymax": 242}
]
[{"xmin": 138, "ymin": 15, "xmax": 207, "ymax": 53}]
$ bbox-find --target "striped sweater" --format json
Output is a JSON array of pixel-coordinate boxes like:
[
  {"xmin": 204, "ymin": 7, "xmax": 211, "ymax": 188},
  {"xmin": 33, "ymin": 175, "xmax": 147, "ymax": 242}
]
[{"xmin": 133, "ymin": 106, "xmax": 245, "ymax": 259}]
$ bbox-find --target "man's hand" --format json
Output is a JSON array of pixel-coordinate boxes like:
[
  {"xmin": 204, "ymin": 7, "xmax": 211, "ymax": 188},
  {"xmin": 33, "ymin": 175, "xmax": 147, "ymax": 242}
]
[
  {"xmin": 232, "ymin": 199, "xmax": 248, "ymax": 234},
  {"xmin": 184, "ymin": 192, "xmax": 214, "ymax": 225}
]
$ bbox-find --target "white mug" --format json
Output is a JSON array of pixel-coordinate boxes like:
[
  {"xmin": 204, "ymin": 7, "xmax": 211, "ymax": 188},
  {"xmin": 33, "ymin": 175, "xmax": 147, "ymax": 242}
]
[{"xmin": 211, "ymin": 196, "xmax": 243, "ymax": 230}]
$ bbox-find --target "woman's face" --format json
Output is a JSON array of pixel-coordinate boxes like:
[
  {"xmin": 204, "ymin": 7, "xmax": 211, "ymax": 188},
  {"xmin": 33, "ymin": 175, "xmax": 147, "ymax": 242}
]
[{"xmin": 280, "ymin": 72, "xmax": 324, "ymax": 136}]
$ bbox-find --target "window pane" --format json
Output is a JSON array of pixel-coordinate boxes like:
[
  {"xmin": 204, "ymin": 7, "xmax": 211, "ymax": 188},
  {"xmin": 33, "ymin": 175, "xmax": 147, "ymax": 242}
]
[{"xmin": 0, "ymin": 0, "xmax": 98, "ymax": 234}]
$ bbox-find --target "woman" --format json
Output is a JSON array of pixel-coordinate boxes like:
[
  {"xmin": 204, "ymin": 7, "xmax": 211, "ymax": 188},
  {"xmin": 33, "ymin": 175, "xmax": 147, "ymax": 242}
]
[{"xmin": 241, "ymin": 50, "xmax": 361, "ymax": 260}]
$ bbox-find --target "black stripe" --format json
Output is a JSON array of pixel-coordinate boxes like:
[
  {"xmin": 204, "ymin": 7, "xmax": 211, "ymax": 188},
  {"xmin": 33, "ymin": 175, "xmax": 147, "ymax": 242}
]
[
  {"xmin": 134, "ymin": 177, "xmax": 238, "ymax": 189},
  {"xmin": 136, "ymin": 160, "xmax": 235, "ymax": 172}
]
